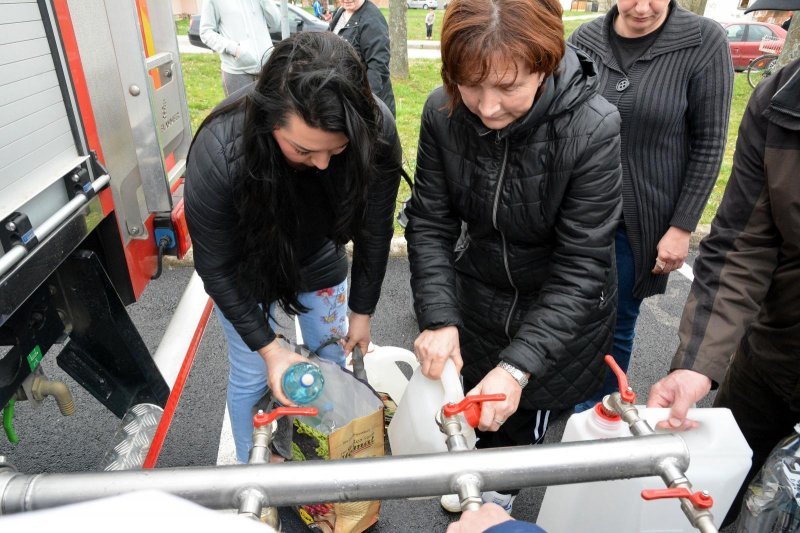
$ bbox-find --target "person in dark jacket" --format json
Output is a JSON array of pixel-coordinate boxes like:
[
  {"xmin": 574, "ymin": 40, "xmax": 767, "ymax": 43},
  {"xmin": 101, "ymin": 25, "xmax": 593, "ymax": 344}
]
[
  {"xmin": 570, "ymin": 0, "xmax": 734, "ymax": 412},
  {"xmin": 405, "ymin": 0, "xmax": 622, "ymax": 513},
  {"xmin": 185, "ymin": 32, "xmax": 402, "ymax": 463},
  {"xmin": 647, "ymin": 59, "xmax": 800, "ymax": 527},
  {"xmin": 329, "ymin": 0, "xmax": 395, "ymax": 116}
]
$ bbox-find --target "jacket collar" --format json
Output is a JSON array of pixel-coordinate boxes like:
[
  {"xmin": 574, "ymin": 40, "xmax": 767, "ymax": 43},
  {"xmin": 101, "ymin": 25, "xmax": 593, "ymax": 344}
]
[
  {"xmin": 766, "ymin": 62, "xmax": 800, "ymax": 130},
  {"xmin": 574, "ymin": 1, "xmax": 702, "ymax": 73}
]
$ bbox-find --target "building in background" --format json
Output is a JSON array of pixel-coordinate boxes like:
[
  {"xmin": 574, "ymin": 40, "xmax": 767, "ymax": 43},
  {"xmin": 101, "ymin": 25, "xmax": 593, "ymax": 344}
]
[{"xmin": 173, "ymin": 0, "xmax": 200, "ymax": 17}]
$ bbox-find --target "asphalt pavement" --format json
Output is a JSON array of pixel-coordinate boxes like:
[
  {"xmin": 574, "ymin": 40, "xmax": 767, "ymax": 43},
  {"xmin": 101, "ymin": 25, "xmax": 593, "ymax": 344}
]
[{"xmin": 3, "ymin": 248, "xmax": 742, "ymax": 531}]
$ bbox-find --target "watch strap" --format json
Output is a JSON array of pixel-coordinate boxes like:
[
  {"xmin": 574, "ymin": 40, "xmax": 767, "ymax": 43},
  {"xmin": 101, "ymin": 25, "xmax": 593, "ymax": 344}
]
[{"xmin": 497, "ymin": 361, "xmax": 529, "ymax": 388}]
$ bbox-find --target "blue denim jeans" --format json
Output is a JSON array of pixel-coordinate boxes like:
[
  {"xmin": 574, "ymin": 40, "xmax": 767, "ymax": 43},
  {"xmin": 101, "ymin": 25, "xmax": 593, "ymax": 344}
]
[
  {"xmin": 575, "ymin": 227, "xmax": 643, "ymax": 412},
  {"xmin": 217, "ymin": 279, "xmax": 348, "ymax": 463}
]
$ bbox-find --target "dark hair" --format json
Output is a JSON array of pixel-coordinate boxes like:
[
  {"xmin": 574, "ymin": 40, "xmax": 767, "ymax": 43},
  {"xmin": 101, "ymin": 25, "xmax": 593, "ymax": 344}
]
[
  {"xmin": 193, "ymin": 32, "xmax": 382, "ymax": 315},
  {"xmin": 440, "ymin": 0, "xmax": 565, "ymax": 111}
]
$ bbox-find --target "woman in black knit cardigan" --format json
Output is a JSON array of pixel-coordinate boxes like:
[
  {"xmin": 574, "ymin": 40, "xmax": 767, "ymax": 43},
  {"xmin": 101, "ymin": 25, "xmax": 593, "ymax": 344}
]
[{"xmin": 570, "ymin": 0, "xmax": 733, "ymax": 410}]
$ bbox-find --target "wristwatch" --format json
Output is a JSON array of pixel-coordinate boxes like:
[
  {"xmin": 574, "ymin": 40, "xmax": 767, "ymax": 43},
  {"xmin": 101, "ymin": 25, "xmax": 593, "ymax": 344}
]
[{"xmin": 497, "ymin": 361, "xmax": 530, "ymax": 388}]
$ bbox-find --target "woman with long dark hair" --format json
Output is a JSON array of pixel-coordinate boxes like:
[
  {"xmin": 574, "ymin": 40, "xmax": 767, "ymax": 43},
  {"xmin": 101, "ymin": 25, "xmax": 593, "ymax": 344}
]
[{"xmin": 185, "ymin": 32, "xmax": 402, "ymax": 463}]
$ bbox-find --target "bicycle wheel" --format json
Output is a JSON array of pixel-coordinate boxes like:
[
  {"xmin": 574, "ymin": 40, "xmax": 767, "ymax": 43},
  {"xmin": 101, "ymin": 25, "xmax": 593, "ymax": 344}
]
[{"xmin": 747, "ymin": 54, "xmax": 778, "ymax": 89}]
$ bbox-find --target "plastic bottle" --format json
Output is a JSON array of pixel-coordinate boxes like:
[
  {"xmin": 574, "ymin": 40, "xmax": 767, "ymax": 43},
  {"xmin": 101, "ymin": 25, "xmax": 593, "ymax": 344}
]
[
  {"xmin": 282, "ymin": 362, "xmax": 324, "ymax": 405},
  {"xmin": 387, "ymin": 358, "xmax": 476, "ymax": 456},
  {"xmin": 537, "ymin": 405, "xmax": 752, "ymax": 532},
  {"xmin": 737, "ymin": 423, "xmax": 800, "ymax": 533}
]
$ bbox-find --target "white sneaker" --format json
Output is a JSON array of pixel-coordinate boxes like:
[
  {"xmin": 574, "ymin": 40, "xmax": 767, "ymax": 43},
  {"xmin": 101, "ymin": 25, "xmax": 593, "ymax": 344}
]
[
  {"xmin": 440, "ymin": 493, "xmax": 462, "ymax": 513},
  {"xmin": 481, "ymin": 491, "xmax": 516, "ymax": 513},
  {"xmin": 440, "ymin": 491, "xmax": 515, "ymax": 513}
]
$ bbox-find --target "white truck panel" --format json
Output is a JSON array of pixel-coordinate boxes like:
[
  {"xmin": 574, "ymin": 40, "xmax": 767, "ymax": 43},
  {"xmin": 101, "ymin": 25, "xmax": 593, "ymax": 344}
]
[{"xmin": 0, "ymin": 2, "xmax": 80, "ymax": 225}]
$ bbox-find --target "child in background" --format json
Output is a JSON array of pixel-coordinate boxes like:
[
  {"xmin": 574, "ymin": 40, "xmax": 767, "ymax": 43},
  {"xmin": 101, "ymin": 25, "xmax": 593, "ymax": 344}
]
[{"xmin": 425, "ymin": 7, "xmax": 435, "ymax": 40}]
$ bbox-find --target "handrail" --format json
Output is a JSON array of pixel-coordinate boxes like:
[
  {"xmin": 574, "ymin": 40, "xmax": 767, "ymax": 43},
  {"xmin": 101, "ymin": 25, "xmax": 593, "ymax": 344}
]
[{"xmin": 0, "ymin": 175, "xmax": 110, "ymax": 279}]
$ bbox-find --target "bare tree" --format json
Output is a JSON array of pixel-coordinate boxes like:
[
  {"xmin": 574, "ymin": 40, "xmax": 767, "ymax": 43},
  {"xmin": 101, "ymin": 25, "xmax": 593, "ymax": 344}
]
[
  {"xmin": 776, "ymin": 11, "xmax": 800, "ymax": 69},
  {"xmin": 676, "ymin": 0, "xmax": 707, "ymax": 15},
  {"xmin": 389, "ymin": 0, "xmax": 409, "ymax": 78}
]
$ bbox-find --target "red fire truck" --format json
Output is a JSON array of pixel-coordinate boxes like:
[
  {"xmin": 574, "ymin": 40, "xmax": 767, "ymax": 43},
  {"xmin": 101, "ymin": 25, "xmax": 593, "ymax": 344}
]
[{"xmin": 0, "ymin": 0, "xmax": 211, "ymax": 467}]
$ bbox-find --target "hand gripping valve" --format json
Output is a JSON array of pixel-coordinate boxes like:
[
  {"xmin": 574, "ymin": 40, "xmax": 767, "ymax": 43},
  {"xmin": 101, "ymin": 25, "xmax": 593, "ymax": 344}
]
[
  {"xmin": 435, "ymin": 393, "xmax": 506, "ymax": 512},
  {"xmin": 238, "ymin": 406, "xmax": 318, "ymax": 527},
  {"xmin": 601, "ymin": 355, "xmax": 718, "ymax": 533}
]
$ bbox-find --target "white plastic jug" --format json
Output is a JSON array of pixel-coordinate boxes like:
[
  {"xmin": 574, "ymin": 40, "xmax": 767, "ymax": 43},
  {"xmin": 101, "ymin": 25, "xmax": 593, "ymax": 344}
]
[
  {"xmin": 358, "ymin": 345, "xmax": 419, "ymax": 405},
  {"xmin": 537, "ymin": 406, "xmax": 752, "ymax": 532},
  {"xmin": 387, "ymin": 359, "xmax": 477, "ymax": 456}
]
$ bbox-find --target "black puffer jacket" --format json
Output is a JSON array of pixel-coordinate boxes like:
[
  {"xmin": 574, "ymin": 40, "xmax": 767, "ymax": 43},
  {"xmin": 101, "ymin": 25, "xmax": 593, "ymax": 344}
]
[
  {"xmin": 406, "ymin": 46, "xmax": 622, "ymax": 410},
  {"xmin": 329, "ymin": 1, "xmax": 395, "ymax": 116},
  {"xmin": 185, "ymin": 96, "xmax": 401, "ymax": 352}
]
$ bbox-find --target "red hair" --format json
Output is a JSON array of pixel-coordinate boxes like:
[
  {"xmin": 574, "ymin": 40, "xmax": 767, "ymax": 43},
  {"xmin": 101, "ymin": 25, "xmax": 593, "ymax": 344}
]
[{"xmin": 440, "ymin": 0, "xmax": 565, "ymax": 111}]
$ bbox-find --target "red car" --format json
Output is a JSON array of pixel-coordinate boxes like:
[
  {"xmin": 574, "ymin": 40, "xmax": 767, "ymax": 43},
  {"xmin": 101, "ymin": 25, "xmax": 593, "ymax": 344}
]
[{"xmin": 722, "ymin": 21, "xmax": 786, "ymax": 70}]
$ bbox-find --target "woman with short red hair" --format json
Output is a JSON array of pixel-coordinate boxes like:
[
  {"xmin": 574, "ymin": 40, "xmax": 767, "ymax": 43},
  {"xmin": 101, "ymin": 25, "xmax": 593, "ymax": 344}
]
[{"xmin": 405, "ymin": 0, "xmax": 623, "ymax": 512}]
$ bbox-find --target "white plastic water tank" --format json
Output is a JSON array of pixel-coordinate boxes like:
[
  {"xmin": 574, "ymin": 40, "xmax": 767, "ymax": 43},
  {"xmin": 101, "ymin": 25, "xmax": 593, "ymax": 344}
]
[
  {"xmin": 387, "ymin": 359, "xmax": 477, "ymax": 456},
  {"xmin": 537, "ymin": 406, "xmax": 752, "ymax": 532}
]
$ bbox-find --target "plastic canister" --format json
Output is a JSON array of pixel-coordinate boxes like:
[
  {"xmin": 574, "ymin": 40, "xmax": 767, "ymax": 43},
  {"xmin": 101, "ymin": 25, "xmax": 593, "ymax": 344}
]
[
  {"xmin": 357, "ymin": 345, "xmax": 419, "ymax": 405},
  {"xmin": 537, "ymin": 406, "xmax": 752, "ymax": 532},
  {"xmin": 387, "ymin": 359, "xmax": 477, "ymax": 456}
]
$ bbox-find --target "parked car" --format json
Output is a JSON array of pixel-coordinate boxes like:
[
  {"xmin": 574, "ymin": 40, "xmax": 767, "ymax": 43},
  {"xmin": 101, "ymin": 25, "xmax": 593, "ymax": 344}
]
[
  {"xmin": 721, "ymin": 21, "xmax": 786, "ymax": 70},
  {"xmin": 407, "ymin": 0, "xmax": 438, "ymax": 8},
  {"xmin": 188, "ymin": 4, "xmax": 328, "ymax": 50}
]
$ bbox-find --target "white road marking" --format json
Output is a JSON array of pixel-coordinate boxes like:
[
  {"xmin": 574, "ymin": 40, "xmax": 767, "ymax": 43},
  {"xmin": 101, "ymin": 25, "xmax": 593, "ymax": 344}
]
[
  {"xmin": 295, "ymin": 315, "xmax": 304, "ymax": 345},
  {"xmin": 677, "ymin": 263, "xmax": 694, "ymax": 282},
  {"xmin": 217, "ymin": 404, "xmax": 237, "ymax": 466}
]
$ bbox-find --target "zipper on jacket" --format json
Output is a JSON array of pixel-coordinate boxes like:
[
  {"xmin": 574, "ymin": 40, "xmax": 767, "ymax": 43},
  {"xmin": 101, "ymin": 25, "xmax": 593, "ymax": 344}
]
[{"xmin": 490, "ymin": 137, "xmax": 519, "ymax": 342}]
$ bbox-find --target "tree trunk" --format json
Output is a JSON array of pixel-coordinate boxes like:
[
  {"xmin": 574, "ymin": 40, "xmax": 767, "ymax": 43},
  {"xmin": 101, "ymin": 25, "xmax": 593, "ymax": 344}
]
[
  {"xmin": 676, "ymin": 0, "xmax": 707, "ymax": 15},
  {"xmin": 389, "ymin": 0, "xmax": 409, "ymax": 79},
  {"xmin": 776, "ymin": 12, "xmax": 800, "ymax": 70}
]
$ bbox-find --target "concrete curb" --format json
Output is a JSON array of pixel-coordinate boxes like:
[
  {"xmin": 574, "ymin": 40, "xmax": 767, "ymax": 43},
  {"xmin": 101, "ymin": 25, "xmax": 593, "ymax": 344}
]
[
  {"xmin": 165, "ymin": 228, "xmax": 711, "ymax": 268},
  {"xmin": 407, "ymin": 40, "xmax": 440, "ymax": 49}
]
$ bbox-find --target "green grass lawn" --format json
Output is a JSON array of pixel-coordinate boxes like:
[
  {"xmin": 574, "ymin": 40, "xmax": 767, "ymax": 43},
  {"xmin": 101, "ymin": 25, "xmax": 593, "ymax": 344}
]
[
  {"xmin": 179, "ymin": 37, "xmax": 751, "ymax": 233},
  {"xmin": 181, "ymin": 55, "xmax": 225, "ymax": 132},
  {"xmin": 175, "ymin": 16, "xmax": 189, "ymax": 36},
  {"xmin": 700, "ymin": 72, "xmax": 751, "ymax": 225}
]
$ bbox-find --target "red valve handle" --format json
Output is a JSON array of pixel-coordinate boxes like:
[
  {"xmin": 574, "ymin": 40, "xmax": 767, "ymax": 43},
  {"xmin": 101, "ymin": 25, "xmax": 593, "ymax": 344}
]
[
  {"xmin": 253, "ymin": 407, "xmax": 318, "ymax": 428},
  {"xmin": 604, "ymin": 354, "xmax": 636, "ymax": 403},
  {"xmin": 641, "ymin": 488, "xmax": 714, "ymax": 510},
  {"xmin": 442, "ymin": 394, "xmax": 506, "ymax": 428}
]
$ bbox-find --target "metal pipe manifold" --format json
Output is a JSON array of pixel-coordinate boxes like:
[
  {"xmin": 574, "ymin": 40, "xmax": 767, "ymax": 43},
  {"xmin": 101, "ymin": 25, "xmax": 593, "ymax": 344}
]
[{"xmin": 0, "ymin": 433, "xmax": 689, "ymax": 514}]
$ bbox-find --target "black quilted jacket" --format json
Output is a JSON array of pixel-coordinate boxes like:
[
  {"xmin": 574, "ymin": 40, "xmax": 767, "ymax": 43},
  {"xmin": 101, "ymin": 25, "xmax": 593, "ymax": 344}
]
[
  {"xmin": 185, "ymin": 97, "xmax": 401, "ymax": 352},
  {"xmin": 405, "ymin": 46, "xmax": 623, "ymax": 409},
  {"xmin": 329, "ymin": 0, "xmax": 395, "ymax": 116}
]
